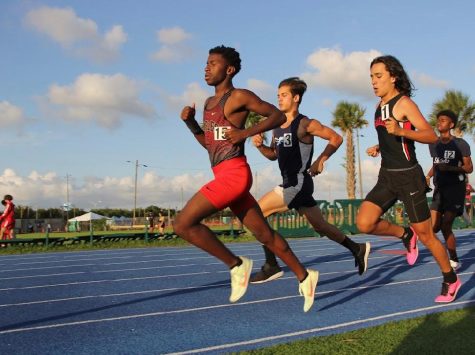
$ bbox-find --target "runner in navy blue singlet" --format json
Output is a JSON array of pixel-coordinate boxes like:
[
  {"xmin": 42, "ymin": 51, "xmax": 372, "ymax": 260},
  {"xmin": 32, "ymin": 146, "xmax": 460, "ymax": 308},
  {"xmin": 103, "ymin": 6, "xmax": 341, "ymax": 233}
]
[
  {"xmin": 249, "ymin": 77, "xmax": 371, "ymax": 283},
  {"xmin": 426, "ymin": 110, "xmax": 473, "ymax": 271},
  {"xmin": 175, "ymin": 46, "xmax": 318, "ymax": 312},
  {"xmin": 356, "ymin": 55, "xmax": 461, "ymax": 303}
]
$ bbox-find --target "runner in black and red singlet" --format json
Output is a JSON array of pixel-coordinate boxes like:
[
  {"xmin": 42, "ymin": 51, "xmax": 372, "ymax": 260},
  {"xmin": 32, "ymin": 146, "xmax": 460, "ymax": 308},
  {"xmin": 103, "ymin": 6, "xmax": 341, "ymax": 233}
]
[
  {"xmin": 175, "ymin": 46, "xmax": 318, "ymax": 312},
  {"xmin": 249, "ymin": 77, "xmax": 370, "ymax": 283},
  {"xmin": 426, "ymin": 110, "xmax": 473, "ymax": 271},
  {"xmin": 356, "ymin": 55, "xmax": 461, "ymax": 303}
]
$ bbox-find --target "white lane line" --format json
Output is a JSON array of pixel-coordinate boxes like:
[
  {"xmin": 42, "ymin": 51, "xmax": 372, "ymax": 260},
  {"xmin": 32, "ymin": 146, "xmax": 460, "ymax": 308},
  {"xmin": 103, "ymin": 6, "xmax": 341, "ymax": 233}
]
[
  {"xmin": 0, "ymin": 246, "xmax": 340, "ymax": 273},
  {"xmin": 1, "ymin": 273, "xmax": 474, "ymax": 335},
  {"xmin": 165, "ymin": 299, "xmax": 475, "ymax": 355},
  {"xmin": 1, "ymin": 267, "xmax": 473, "ymax": 309},
  {"xmin": 0, "ymin": 272, "xmax": 84, "ymax": 280},
  {"xmin": 1, "ymin": 250, "xmax": 474, "ymax": 291},
  {"xmin": 0, "ymin": 254, "xmax": 401, "ymax": 291},
  {"xmin": 0, "ymin": 272, "xmax": 211, "ymax": 292},
  {"xmin": 0, "ymin": 283, "xmax": 229, "ymax": 308}
]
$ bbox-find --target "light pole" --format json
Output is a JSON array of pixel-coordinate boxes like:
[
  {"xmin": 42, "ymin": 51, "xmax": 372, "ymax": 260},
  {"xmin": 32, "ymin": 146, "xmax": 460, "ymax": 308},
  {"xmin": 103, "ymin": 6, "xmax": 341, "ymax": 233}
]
[
  {"xmin": 65, "ymin": 173, "xmax": 72, "ymax": 220},
  {"xmin": 126, "ymin": 160, "xmax": 148, "ymax": 225},
  {"xmin": 356, "ymin": 128, "xmax": 364, "ymax": 199}
]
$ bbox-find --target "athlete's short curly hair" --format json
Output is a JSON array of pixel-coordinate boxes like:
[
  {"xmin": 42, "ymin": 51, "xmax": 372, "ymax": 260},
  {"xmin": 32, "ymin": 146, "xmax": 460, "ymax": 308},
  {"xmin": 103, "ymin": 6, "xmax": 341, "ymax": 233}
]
[
  {"xmin": 371, "ymin": 55, "xmax": 415, "ymax": 97},
  {"xmin": 209, "ymin": 45, "xmax": 241, "ymax": 76},
  {"xmin": 437, "ymin": 109, "xmax": 458, "ymax": 127},
  {"xmin": 278, "ymin": 77, "xmax": 307, "ymax": 104},
  {"xmin": 3, "ymin": 194, "xmax": 13, "ymax": 201}
]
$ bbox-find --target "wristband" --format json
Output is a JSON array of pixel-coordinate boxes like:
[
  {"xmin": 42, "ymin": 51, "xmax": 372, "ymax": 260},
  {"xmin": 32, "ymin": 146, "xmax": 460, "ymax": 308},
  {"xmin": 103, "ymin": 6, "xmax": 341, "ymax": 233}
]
[{"xmin": 185, "ymin": 119, "xmax": 204, "ymax": 135}]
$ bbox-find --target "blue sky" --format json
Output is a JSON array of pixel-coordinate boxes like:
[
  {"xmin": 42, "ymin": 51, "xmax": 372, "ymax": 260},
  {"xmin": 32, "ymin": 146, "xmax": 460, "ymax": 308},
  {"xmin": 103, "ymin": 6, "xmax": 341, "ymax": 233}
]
[{"xmin": 1, "ymin": 0, "xmax": 474, "ymax": 210}]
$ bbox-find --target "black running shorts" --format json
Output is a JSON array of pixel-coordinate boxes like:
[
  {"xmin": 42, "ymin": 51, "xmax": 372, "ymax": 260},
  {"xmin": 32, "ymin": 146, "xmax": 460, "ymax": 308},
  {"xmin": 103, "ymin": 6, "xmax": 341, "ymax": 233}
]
[
  {"xmin": 365, "ymin": 164, "xmax": 430, "ymax": 223},
  {"xmin": 430, "ymin": 183, "xmax": 465, "ymax": 216}
]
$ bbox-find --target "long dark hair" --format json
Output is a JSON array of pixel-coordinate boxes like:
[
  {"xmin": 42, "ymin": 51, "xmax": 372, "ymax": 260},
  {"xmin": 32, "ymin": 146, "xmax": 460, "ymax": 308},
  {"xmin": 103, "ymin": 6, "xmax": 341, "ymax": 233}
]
[{"xmin": 371, "ymin": 55, "xmax": 415, "ymax": 97}]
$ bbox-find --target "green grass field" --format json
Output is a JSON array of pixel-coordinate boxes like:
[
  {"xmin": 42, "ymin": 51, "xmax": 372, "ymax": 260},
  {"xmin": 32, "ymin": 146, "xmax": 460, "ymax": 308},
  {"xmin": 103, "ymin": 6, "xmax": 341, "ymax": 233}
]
[
  {"xmin": 238, "ymin": 306, "xmax": 475, "ymax": 354},
  {"xmin": 0, "ymin": 229, "xmax": 254, "ymax": 254}
]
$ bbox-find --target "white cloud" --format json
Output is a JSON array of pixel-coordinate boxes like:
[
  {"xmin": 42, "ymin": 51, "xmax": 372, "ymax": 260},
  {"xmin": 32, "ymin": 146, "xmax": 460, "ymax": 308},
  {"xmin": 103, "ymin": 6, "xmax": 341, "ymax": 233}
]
[
  {"xmin": 412, "ymin": 72, "xmax": 448, "ymax": 89},
  {"xmin": 25, "ymin": 6, "xmax": 127, "ymax": 63},
  {"xmin": 0, "ymin": 101, "xmax": 28, "ymax": 129},
  {"xmin": 151, "ymin": 45, "xmax": 192, "ymax": 62},
  {"xmin": 1, "ymin": 168, "xmax": 210, "ymax": 209},
  {"xmin": 151, "ymin": 26, "xmax": 193, "ymax": 63},
  {"xmin": 0, "ymin": 157, "xmax": 382, "ymax": 209},
  {"xmin": 157, "ymin": 27, "xmax": 192, "ymax": 45},
  {"xmin": 247, "ymin": 79, "xmax": 275, "ymax": 103},
  {"xmin": 250, "ymin": 165, "xmax": 281, "ymax": 198},
  {"xmin": 164, "ymin": 82, "xmax": 210, "ymax": 112},
  {"xmin": 301, "ymin": 48, "xmax": 382, "ymax": 99},
  {"xmin": 45, "ymin": 73, "xmax": 156, "ymax": 129}
]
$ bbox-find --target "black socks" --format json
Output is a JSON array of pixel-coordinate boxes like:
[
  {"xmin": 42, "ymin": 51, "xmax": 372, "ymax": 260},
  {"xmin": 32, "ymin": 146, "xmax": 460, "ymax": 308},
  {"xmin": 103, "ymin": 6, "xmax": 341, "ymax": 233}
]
[
  {"xmin": 443, "ymin": 269, "xmax": 457, "ymax": 284},
  {"xmin": 299, "ymin": 270, "xmax": 309, "ymax": 283},
  {"xmin": 263, "ymin": 245, "xmax": 279, "ymax": 266},
  {"xmin": 341, "ymin": 236, "xmax": 360, "ymax": 255},
  {"xmin": 401, "ymin": 226, "xmax": 413, "ymax": 240}
]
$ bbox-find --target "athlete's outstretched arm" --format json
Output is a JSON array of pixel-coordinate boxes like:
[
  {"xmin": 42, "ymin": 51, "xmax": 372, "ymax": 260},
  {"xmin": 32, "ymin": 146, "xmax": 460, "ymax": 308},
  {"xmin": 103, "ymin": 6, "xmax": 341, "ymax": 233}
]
[
  {"xmin": 252, "ymin": 133, "xmax": 277, "ymax": 161},
  {"xmin": 180, "ymin": 103, "xmax": 206, "ymax": 148},
  {"xmin": 386, "ymin": 97, "xmax": 437, "ymax": 144},
  {"xmin": 224, "ymin": 89, "xmax": 285, "ymax": 144},
  {"xmin": 305, "ymin": 118, "xmax": 343, "ymax": 176}
]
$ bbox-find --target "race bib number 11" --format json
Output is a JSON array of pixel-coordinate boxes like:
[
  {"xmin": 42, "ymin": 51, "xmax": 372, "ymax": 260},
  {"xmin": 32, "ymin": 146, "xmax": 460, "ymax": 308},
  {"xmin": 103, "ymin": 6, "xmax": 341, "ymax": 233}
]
[{"xmin": 381, "ymin": 104, "xmax": 390, "ymax": 121}]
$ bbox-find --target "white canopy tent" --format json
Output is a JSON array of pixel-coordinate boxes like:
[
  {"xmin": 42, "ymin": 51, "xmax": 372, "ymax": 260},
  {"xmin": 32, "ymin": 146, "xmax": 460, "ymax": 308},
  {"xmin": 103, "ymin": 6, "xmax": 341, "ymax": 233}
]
[{"xmin": 68, "ymin": 212, "xmax": 110, "ymax": 222}]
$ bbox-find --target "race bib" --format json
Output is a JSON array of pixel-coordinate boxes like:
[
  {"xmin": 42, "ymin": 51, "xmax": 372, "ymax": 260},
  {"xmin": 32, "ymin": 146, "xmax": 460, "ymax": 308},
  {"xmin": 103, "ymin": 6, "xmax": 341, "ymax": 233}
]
[{"xmin": 213, "ymin": 126, "xmax": 231, "ymax": 141}]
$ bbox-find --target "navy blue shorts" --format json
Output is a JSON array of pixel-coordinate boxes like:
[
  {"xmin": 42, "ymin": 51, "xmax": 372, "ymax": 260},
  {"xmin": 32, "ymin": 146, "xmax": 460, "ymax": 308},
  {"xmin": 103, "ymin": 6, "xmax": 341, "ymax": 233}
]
[{"xmin": 277, "ymin": 174, "xmax": 317, "ymax": 210}]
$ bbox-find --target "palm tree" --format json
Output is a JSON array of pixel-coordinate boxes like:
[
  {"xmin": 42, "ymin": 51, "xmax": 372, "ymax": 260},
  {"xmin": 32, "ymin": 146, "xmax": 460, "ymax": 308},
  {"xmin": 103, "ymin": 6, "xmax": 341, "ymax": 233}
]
[
  {"xmin": 429, "ymin": 90, "xmax": 475, "ymax": 137},
  {"xmin": 332, "ymin": 101, "xmax": 368, "ymax": 199},
  {"xmin": 245, "ymin": 111, "xmax": 267, "ymax": 143}
]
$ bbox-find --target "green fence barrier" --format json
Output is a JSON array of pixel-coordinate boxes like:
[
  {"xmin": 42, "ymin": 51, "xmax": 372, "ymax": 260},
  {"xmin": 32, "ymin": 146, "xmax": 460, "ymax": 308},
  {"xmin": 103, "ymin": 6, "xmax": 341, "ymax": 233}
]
[{"xmin": 272, "ymin": 196, "xmax": 475, "ymax": 237}]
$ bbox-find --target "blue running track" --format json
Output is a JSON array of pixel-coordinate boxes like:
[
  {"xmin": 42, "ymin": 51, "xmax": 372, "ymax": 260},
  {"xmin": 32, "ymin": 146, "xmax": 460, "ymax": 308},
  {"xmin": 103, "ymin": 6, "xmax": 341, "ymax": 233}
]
[{"xmin": 1, "ymin": 230, "xmax": 474, "ymax": 354}]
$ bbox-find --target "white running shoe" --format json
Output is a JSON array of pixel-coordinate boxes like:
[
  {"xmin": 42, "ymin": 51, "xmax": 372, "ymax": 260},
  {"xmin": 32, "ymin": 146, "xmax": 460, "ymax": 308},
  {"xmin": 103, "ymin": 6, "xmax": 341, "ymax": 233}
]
[
  {"xmin": 450, "ymin": 259, "xmax": 461, "ymax": 271},
  {"xmin": 299, "ymin": 269, "xmax": 319, "ymax": 312},
  {"xmin": 229, "ymin": 256, "xmax": 253, "ymax": 303}
]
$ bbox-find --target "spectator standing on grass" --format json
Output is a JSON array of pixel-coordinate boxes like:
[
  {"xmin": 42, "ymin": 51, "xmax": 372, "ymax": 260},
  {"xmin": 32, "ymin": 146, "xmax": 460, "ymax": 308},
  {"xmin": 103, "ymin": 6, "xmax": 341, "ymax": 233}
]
[
  {"xmin": 464, "ymin": 178, "xmax": 475, "ymax": 223},
  {"xmin": 0, "ymin": 195, "xmax": 16, "ymax": 242},
  {"xmin": 157, "ymin": 212, "xmax": 166, "ymax": 234}
]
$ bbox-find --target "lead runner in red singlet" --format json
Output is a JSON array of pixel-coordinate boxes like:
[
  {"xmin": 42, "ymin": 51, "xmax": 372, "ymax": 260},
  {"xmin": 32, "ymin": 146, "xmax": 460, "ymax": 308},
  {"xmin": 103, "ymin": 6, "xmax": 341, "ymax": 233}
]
[
  {"xmin": 174, "ymin": 46, "xmax": 318, "ymax": 312},
  {"xmin": 356, "ymin": 55, "xmax": 461, "ymax": 303}
]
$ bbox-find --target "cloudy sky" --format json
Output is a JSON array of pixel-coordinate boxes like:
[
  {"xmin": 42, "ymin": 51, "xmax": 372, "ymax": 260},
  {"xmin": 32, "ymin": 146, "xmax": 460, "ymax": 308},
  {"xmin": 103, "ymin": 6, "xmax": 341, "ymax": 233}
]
[{"xmin": 1, "ymin": 0, "xmax": 474, "ymax": 210}]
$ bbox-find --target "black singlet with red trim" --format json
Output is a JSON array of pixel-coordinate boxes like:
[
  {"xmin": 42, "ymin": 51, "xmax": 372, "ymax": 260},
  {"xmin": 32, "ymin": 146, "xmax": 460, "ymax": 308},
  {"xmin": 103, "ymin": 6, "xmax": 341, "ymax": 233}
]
[
  {"xmin": 202, "ymin": 90, "xmax": 244, "ymax": 167},
  {"xmin": 375, "ymin": 94, "xmax": 418, "ymax": 169}
]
